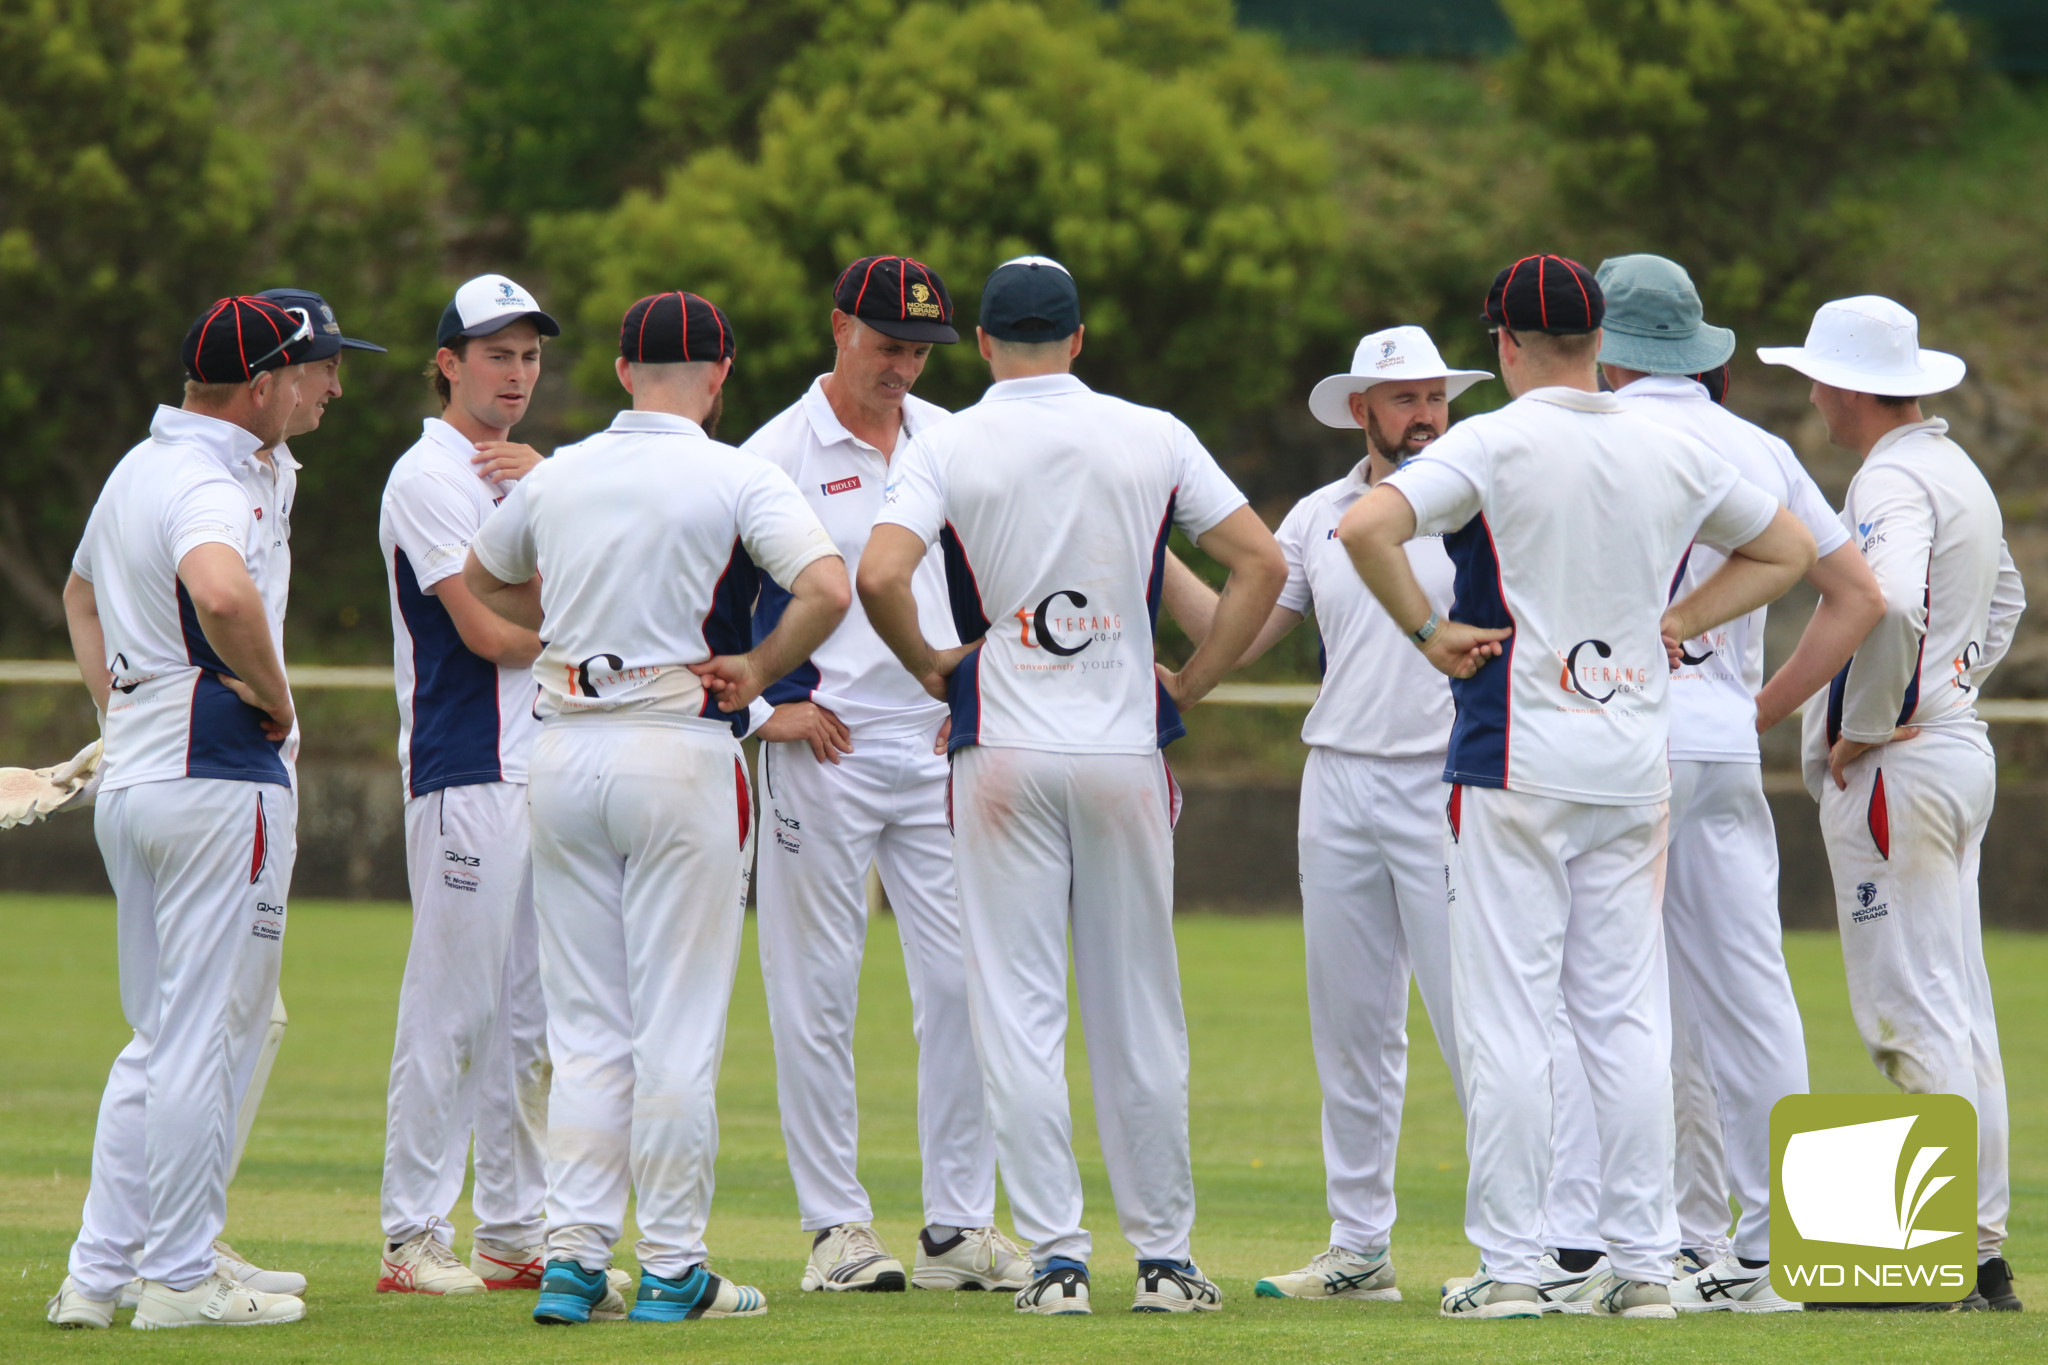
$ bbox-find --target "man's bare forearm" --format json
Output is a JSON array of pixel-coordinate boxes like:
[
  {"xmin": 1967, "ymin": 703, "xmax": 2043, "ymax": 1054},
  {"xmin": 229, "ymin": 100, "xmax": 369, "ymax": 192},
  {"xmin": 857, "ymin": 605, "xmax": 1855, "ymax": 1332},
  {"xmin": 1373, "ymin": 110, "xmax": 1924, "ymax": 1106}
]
[
  {"xmin": 195, "ymin": 598, "xmax": 290, "ymax": 713},
  {"xmin": 752, "ymin": 558, "xmax": 850, "ymax": 683},
  {"xmin": 63, "ymin": 574, "xmax": 111, "ymax": 714}
]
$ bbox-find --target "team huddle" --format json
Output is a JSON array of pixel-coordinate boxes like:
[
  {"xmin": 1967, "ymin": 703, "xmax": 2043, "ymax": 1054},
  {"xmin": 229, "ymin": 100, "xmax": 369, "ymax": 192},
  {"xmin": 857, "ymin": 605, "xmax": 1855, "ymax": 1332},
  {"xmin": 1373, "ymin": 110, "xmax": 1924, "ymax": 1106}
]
[{"xmin": 39, "ymin": 243, "xmax": 2025, "ymax": 1330}]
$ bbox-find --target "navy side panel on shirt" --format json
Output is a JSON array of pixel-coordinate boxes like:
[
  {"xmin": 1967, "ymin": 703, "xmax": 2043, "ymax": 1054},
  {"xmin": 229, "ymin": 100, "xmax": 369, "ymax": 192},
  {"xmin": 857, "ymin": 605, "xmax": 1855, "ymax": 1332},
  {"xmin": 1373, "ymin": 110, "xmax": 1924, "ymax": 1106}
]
[
  {"xmin": 939, "ymin": 523, "xmax": 992, "ymax": 752},
  {"xmin": 1147, "ymin": 493, "xmax": 1185, "ymax": 748},
  {"xmin": 177, "ymin": 580, "xmax": 290, "ymax": 785},
  {"xmin": 752, "ymin": 573, "xmax": 822, "ymax": 706},
  {"xmin": 701, "ymin": 538, "xmax": 760, "ymax": 737},
  {"xmin": 1442, "ymin": 514, "xmax": 1513, "ymax": 789},
  {"xmin": 393, "ymin": 548, "xmax": 502, "ymax": 796},
  {"xmin": 946, "ymin": 646, "xmax": 984, "ymax": 754}
]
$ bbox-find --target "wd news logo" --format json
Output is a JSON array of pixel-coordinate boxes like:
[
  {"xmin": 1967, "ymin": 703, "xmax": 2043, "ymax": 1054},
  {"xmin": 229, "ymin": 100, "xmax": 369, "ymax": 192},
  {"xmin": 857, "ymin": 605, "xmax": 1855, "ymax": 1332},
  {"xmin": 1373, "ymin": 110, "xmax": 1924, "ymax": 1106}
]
[{"xmin": 1770, "ymin": 1094, "xmax": 1976, "ymax": 1304}]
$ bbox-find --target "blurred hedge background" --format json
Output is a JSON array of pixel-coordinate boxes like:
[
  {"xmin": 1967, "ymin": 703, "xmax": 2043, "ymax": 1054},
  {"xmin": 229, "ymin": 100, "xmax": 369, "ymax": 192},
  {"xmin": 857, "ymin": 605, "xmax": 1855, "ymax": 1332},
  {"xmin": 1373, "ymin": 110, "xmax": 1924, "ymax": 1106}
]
[{"xmin": 2, "ymin": 0, "xmax": 2045, "ymax": 758}]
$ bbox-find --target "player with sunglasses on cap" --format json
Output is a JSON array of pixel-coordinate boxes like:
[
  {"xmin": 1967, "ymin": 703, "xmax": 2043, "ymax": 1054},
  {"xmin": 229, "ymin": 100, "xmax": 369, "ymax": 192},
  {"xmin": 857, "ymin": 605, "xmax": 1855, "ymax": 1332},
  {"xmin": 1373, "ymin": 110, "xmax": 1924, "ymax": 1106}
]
[
  {"xmin": 742, "ymin": 256, "xmax": 1030, "ymax": 1295},
  {"xmin": 1159, "ymin": 325, "xmax": 1491, "ymax": 1305},
  {"xmin": 49, "ymin": 296, "xmax": 319, "ymax": 1329},
  {"xmin": 1338, "ymin": 255, "xmax": 1817, "ymax": 1320},
  {"xmin": 464, "ymin": 288, "xmax": 848, "ymax": 1327}
]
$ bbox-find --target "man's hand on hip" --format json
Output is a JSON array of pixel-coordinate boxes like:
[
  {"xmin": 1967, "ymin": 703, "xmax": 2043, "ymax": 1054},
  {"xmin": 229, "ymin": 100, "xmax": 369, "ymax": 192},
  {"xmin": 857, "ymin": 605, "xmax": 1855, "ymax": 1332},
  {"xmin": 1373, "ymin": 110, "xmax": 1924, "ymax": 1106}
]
[{"xmin": 759, "ymin": 701, "xmax": 854, "ymax": 765}]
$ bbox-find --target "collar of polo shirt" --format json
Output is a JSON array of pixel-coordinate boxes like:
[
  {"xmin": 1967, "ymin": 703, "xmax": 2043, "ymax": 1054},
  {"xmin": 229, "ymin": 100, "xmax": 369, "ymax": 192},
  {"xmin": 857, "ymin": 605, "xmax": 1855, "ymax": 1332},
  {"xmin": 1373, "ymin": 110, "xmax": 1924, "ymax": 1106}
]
[
  {"xmin": 151, "ymin": 403, "xmax": 266, "ymax": 470},
  {"xmin": 984, "ymin": 373, "xmax": 1089, "ymax": 402},
  {"xmin": 608, "ymin": 409, "xmax": 705, "ymax": 436}
]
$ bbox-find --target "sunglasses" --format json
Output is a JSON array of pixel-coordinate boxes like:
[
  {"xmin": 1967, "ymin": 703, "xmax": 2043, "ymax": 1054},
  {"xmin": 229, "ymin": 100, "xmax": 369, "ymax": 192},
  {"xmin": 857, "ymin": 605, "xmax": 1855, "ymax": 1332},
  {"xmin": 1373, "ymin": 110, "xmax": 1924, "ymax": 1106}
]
[{"xmin": 247, "ymin": 307, "xmax": 314, "ymax": 374}]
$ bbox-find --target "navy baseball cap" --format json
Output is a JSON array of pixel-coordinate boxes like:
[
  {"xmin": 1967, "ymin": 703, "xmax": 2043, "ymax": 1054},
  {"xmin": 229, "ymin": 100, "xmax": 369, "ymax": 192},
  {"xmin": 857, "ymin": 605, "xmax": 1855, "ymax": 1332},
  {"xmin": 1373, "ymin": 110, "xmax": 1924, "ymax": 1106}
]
[
  {"xmin": 978, "ymin": 255, "xmax": 1080, "ymax": 342},
  {"xmin": 257, "ymin": 288, "xmax": 386, "ymax": 360},
  {"xmin": 437, "ymin": 274, "xmax": 560, "ymax": 349},
  {"xmin": 181, "ymin": 295, "xmax": 321, "ymax": 382},
  {"xmin": 834, "ymin": 256, "xmax": 958, "ymax": 344},
  {"xmin": 619, "ymin": 291, "xmax": 735, "ymax": 364},
  {"xmin": 1484, "ymin": 254, "xmax": 1604, "ymax": 335}
]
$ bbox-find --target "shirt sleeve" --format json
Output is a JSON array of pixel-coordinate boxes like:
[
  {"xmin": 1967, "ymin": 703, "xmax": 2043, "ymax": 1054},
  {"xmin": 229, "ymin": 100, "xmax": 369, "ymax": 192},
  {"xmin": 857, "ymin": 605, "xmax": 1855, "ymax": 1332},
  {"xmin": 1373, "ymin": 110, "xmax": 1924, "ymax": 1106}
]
[
  {"xmin": 873, "ymin": 431, "xmax": 949, "ymax": 546},
  {"xmin": 1167, "ymin": 420, "xmax": 1249, "ymax": 541},
  {"xmin": 1382, "ymin": 438, "xmax": 1485, "ymax": 538},
  {"xmin": 739, "ymin": 462, "xmax": 840, "ymax": 590},
  {"xmin": 470, "ymin": 478, "xmax": 539, "ymax": 585},
  {"xmin": 386, "ymin": 472, "xmax": 486, "ymax": 592},
  {"xmin": 164, "ymin": 473, "xmax": 252, "ymax": 565},
  {"xmin": 1837, "ymin": 464, "xmax": 1936, "ymax": 744},
  {"xmin": 1272, "ymin": 498, "xmax": 1314, "ymax": 615},
  {"xmin": 1694, "ymin": 473, "xmax": 1781, "ymax": 553},
  {"xmin": 1777, "ymin": 443, "xmax": 1850, "ymax": 558}
]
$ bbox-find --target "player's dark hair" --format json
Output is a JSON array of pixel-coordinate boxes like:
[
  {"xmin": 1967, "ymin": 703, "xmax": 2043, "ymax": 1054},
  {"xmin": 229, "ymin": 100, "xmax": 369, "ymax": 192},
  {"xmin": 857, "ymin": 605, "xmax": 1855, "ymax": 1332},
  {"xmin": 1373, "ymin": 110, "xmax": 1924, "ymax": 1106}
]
[
  {"xmin": 1874, "ymin": 392, "xmax": 1919, "ymax": 410},
  {"xmin": 426, "ymin": 335, "xmax": 476, "ymax": 407}
]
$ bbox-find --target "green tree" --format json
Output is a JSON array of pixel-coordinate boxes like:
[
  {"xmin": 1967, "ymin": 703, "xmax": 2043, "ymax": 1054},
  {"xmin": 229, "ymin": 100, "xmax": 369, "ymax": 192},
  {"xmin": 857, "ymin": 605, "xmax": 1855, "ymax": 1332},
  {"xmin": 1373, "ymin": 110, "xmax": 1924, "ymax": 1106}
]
[
  {"xmin": 0, "ymin": 0, "xmax": 270, "ymax": 643},
  {"xmin": 537, "ymin": 0, "xmax": 1344, "ymax": 440},
  {"xmin": 1500, "ymin": 0, "xmax": 1968, "ymax": 319}
]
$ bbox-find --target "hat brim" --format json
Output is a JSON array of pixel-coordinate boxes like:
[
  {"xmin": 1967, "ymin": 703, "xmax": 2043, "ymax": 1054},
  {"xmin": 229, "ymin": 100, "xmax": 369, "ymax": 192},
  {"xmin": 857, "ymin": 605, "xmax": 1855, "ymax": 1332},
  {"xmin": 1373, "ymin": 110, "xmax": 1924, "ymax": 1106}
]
[
  {"xmin": 454, "ymin": 309, "xmax": 562, "ymax": 343},
  {"xmin": 1598, "ymin": 321, "xmax": 1735, "ymax": 375},
  {"xmin": 861, "ymin": 316, "xmax": 959, "ymax": 344},
  {"xmin": 1308, "ymin": 369, "xmax": 1494, "ymax": 428},
  {"xmin": 1755, "ymin": 345, "xmax": 1965, "ymax": 397},
  {"xmin": 340, "ymin": 336, "xmax": 388, "ymax": 354}
]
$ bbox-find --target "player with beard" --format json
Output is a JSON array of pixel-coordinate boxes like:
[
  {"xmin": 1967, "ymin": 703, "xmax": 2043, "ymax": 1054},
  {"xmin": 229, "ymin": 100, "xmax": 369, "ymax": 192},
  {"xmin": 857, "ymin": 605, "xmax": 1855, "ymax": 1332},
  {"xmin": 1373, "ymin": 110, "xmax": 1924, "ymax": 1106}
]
[{"xmin": 1161, "ymin": 326, "xmax": 1491, "ymax": 1304}]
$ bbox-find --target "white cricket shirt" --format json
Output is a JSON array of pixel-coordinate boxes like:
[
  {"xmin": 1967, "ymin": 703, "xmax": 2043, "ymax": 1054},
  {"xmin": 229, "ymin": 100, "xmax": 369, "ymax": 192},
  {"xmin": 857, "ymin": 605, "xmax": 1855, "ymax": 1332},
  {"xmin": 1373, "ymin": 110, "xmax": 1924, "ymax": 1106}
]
[
  {"xmin": 1275, "ymin": 461, "xmax": 1454, "ymax": 759},
  {"xmin": 1613, "ymin": 375, "xmax": 1849, "ymax": 763},
  {"xmin": 379, "ymin": 417, "xmax": 542, "ymax": 797},
  {"xmin": 1384, "ymin": 386, "xmax": 1779, "ymax": 805},
  {"xmin": 1799, "ymin": 418, "xmax": 2026, "ymax": 795},
  {"xmin": 471, "ymin": 409, "xmax": 838, "ymax": 730},
  {"xmin": 875, "ymin": 372, "xmax": 1248, "ymax": 756},
  {"xmin": 72, "ymin": 405, "xmax": 298, "ymax": 792},
  {"xmin": 741, "ymin": 377, "xmax": 956, "ymax": 735}
]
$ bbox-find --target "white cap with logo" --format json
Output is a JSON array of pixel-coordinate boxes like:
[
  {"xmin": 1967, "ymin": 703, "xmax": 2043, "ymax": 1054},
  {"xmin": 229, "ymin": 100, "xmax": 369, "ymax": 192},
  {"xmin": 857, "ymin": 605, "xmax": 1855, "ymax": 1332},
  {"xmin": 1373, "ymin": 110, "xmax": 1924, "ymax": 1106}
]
[
  {"xmin": 1757, "ymin": 296, "xmax": 1964, "ymax": 397},
  {"xmin": 1308, "ymin": 325, "xmax": 1493, "ymax": 429},
  {"xmin": 437, "ymin": 273, "xmax": 562, "ymax": 349}
]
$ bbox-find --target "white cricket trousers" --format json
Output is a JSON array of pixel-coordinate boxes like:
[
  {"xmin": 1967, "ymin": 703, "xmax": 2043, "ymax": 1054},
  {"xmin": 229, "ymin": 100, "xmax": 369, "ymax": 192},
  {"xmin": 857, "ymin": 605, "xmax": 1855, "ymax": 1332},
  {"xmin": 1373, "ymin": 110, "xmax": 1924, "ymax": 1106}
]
[
  {"xmin": 528, "ymin": 715, "xmax": 751, "ymax": 1279},
  {"xmin": 1820, "ymin": 730, "xmax": 2006, "ymax": 1260},
  {"xmin": 950, "ymin": 745, "xmax": 1190, "ymax": 1268},
  {"xmin": 70, "ymin": 778, "xmax": 295, "ymax": 1296},
  {"xmin": 756, "ymin": 728, "xmax": 995, "ymax": 1231},
  {"xmin": 381, "ymin": 781, "xmax": 547, "ymax": 1247},
  {"xmin": 1544, "ymin": 761, "xmax": 1805, "ymax": 1262},
  {"xmin": 1447, "ymin": 784, "xmax": 1677, "ymax": 1287},
  {"xmin": 1298, "ymin": 749, "xmax": 1463, "ymax": 1254}
]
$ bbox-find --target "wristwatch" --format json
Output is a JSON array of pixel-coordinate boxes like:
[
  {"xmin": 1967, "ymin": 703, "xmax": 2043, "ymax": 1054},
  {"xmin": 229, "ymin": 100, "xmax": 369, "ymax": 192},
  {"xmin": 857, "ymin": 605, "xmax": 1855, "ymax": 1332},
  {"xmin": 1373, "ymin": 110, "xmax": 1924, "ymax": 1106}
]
[{"xmin": 1408, "ymin": 610, "xmax": 1440, "ymax": 647}]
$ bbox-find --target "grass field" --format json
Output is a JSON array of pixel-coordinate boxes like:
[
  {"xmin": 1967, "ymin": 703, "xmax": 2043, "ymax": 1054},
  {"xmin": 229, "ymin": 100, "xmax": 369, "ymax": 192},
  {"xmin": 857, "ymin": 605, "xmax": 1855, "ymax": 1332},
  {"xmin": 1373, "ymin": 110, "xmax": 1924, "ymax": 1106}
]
[{"xmin": 1, "ymin": 897, "xmax": 2042, "ymax": 1363}]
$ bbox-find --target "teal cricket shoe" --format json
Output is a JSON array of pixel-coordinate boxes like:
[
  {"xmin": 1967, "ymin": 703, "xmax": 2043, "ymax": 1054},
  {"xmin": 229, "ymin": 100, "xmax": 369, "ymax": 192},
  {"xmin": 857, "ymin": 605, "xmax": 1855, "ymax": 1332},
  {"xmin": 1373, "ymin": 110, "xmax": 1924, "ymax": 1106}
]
[
  {"xmin": 628, "ymin": 1265, "xmax": 768, "ymax": 1322},
  {"xmin": 533, "ymin": 1260, "xmax": 609, "ymax": 1325}
]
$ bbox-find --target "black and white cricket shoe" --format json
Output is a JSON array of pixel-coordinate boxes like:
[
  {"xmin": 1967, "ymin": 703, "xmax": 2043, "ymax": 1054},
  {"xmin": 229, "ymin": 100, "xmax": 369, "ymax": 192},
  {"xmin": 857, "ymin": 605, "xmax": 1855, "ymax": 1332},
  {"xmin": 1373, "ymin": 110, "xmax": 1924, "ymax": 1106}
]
[
  {"xmin": 1015, "ymin": 1261, "xmax": 1091, "ymax": 1315},
  {"xmin": 1978, "ymin": 1257, "xmax": 2023, "ymax": 1311},
  {"xmin": 1132, "ymin": 1260, "xmax": 1221, "ymax": 1313},
  {"xmin": 1669, "ymin": 1255, "xmax": 1800, "ymax": 1313},
  {"xmin": 799, "ymin": 1222, "xmax": 905, "ymax": 1292}
]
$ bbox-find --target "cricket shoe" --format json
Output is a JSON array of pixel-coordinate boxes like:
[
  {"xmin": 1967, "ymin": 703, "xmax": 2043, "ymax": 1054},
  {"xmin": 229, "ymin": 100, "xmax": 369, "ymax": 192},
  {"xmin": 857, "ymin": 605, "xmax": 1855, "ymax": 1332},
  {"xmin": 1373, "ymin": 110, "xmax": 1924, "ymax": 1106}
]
[
  {"xmin": 471, "ymin": 1237, "xmax": 546, "ymax": 1291},
  {"xmin": 1256, "ymin": 1245, "xmax": 1400, "ymax": 1301},
  {"xmin": 1673, "ymin": 1246, "xmax": 1714, "ymax": 1279},
  {"xmin": 118, "ymin": 1238, "xmax": 305, "ymax": 1310},
  {"xmin": 1978, "ymin": 1257, "xmax": 2023, "ymax": 1311},
  {"xmin": 1589, "ymin": 1273, "xmax": 1676, "ymax": 1319},
  {"xmin": 1133, "ymin": 1260, "xmax": 1221, "ymax": 1313},
  {"xmin": 378, "ymin": 1227, "xmax": 487, "ymax": 1295},
  {"xmin": 131, "ymin": 1270, "xmax": 304, "ymax": 1329},
  {"xmin": 46, "ymin": 1276, "xmax": 118, "ymax": 1329},
  {"xmin": 629, "ymin": 1265, "xmax": 768, "ymax": 1321},
  {"xmin": 911, "ymin": 1225, "xmax": 1032, "ymax": 1290},
  {"xmin": 1533, "ymin": 1252, "xmax": 1611, "ymax": 1313},
  {"xmin": 1016, "ymin": 1260, "xmax": 1091, "ymax": 1315},
  {"xmin": 799, "ymin": 1222, "xmax": 905, "ymax": 1292},
  {"xmin": 1440, "ymin": 1276, "xmax": 1544, "ymax": 1319},
  {"xmin": 592, "ymin": 1269, "xmax": 633, "ymax": 1320},
  {"xmin": 1670, "ymin": 1256, "xmax": 1800, "ymax": 1313},
  {"xmin": 534, "ymin": 1260, "xmax": 611, "ymax": 1325}
]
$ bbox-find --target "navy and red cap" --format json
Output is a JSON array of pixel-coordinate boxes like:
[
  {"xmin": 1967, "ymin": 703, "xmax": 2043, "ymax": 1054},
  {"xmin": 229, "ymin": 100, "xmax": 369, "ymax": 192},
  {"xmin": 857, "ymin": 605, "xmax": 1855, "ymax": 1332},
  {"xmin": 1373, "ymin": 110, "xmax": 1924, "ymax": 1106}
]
[
  {"xmin": 181, "ymin": 295, "xmax": 322, "ymax": 382},
  {"xmin": 1483, "ymin": 254, "xmax": 1604, "ymax": 335},
  {"xmin": 619, "ymin": 291, "xmax": 735, "ymax": 364},
  {"xmin": 833, "ymin": 255, "xmax": 958, "ymax": 344}
]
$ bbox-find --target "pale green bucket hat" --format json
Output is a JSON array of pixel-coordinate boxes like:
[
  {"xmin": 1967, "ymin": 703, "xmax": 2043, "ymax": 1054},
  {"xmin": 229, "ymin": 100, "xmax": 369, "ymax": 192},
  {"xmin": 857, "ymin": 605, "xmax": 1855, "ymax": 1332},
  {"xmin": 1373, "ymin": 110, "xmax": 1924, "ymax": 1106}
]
[{"xmin": 1595, "ymin": 254, "xmax": 1736, "ymax": 374}]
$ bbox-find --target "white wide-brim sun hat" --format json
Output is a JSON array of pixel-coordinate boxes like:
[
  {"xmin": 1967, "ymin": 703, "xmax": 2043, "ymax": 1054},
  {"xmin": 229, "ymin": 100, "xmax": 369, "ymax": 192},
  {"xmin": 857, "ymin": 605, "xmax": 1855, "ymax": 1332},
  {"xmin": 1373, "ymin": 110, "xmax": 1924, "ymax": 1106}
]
[
  {"xmin": 1756, "ymin": 295, "xmax": 1965, "ymax": 397},
  {"xmin": 1308, "ymin": 324, "xmax": 1493, "ymax": 429}
]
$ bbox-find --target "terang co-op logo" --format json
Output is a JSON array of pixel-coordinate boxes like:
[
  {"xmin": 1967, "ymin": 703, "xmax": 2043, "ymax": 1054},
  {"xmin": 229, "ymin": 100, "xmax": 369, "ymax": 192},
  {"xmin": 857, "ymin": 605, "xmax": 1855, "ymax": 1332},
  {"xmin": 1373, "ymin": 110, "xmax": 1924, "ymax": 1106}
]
[{"xmin": 1770, "ymin": 1094, "xmax": 1976, "ymax": 1304}]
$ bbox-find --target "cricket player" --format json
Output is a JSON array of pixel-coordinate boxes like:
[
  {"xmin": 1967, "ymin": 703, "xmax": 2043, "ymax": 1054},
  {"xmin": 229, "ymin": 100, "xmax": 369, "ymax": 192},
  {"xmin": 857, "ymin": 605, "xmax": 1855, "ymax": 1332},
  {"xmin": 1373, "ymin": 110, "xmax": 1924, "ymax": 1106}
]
[
  {"xmin": 1159, "ymin": 325, "xmax": 1490, "ymax": 1303},
  {"xmin": 744, "ymin": 256, "xmax": 1027, "ymax": 1293},
  {"xmin": 49, "ymin": 296, "xmax": 317, "ymax": 1329},
  {"xmin": 464, "ymin": 289, "xmax": 847, "ymax": 1326},
  {"xmin": 1339, "ymin": 255, "xmax": 1816, "ymax": 1321},
  {"xmin": 860, "ymin": 256, "xmax": 1289, "ymax": 1316},
  {"xmin": 1761, "ymin": 296, "xmax": 2026, "ymax": 1312},
  {"xmin": 375, "ymin": 274, "xmax": 558, "ymax": 1296},
  {"xmin": 1536, "ymin": 256, "xmax": 1887, "ymax": 1312}
]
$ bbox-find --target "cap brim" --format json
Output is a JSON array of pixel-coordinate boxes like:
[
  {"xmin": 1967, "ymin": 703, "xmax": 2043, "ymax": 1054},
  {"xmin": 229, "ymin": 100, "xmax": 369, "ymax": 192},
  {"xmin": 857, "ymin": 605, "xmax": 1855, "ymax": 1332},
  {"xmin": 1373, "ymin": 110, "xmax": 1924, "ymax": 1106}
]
[
  {"xmin": 862, "ymin": 316, "xmax": 959, "ymax": 344},
  {"xmin": 1755, "ymin": 345, "xmax": 1965, "ymax": 397},
  {"xmin": 1308, "ymin": 369, "xmax": 1495, "ymax": 428},
  {"xmin": 459, "ymin": 309, "xmax": 562, "ymax": 341},
  {"xmin": 339, "ymin": 336, "xmax": 388, "ymax": 354},
  {"xmin": 1599, "ymin": 321, "xmax": 1735, "ymax": 375}
]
